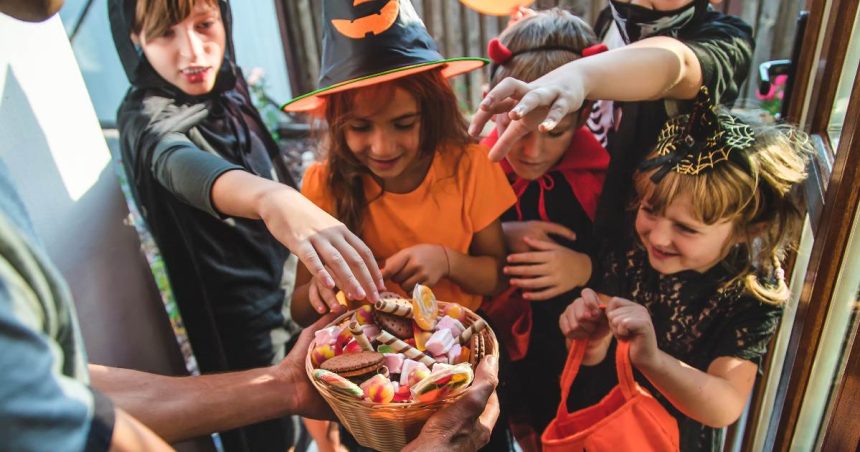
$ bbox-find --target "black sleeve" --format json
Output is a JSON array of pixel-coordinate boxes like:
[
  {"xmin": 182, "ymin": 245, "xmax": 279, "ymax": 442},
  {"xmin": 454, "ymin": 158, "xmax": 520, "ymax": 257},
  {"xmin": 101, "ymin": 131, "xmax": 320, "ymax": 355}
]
[
  {"xmin": 85, "ymin": 388, "xmax": 116, "ymax": 452},
  {"xmin": 712, "ymin": 296, "xmax": 783, "ymax": 367},
  {"xmin": 151, "ymin": 132, "xmax": 244, "ymax": 217},
  {"xmin": 681, "ymin": 12, "xmax": 755, "ymax": 106}
]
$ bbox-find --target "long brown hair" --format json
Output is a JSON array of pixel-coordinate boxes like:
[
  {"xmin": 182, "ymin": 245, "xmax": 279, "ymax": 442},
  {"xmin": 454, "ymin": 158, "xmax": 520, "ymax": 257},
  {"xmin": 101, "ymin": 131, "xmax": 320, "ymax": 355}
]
[
  {"xmin": 322, "ymin": 69, "xmax": 471, "ymax": 232},
  {"xmin": 633, "ymin": 116, "xmax": 811, "ymax": 304},
  {"xmin": 133, "ymin": 0, "xmax": 217, "ymax": 39}
]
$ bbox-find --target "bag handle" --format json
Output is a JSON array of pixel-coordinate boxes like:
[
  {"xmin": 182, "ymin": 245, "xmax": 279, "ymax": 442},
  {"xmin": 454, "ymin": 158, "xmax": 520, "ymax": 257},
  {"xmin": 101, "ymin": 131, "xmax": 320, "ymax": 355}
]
[
  {"xmin": 614, "ymin": 340, "xmax": 637, "ymax": 400},
  {"xmin": 555, "ymin": 339, "xmax": 638, "ymax": 419}
]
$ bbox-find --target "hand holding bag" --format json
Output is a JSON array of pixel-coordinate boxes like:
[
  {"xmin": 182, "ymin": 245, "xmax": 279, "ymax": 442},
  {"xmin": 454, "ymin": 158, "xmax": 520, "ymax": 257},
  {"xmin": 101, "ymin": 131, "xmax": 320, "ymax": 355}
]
[{"xmin": 541, "ymin": 339, "xmax": 679, "ymax": 451}]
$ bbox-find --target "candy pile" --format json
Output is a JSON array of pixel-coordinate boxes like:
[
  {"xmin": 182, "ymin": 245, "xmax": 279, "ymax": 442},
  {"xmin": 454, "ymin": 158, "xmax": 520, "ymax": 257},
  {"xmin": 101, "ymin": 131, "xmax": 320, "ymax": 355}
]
[{"xmin": 309, "ymin": 284, "xmax": 488, "ymax": 404}]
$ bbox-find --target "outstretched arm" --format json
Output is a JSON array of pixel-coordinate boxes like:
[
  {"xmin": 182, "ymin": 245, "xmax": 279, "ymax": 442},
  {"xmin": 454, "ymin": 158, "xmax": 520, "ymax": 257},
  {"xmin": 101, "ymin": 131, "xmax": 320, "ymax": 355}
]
[
  {"xmin": 471, "ymin": 36, "xmax": 703, "ymax": 161},
  {"xmin": 90, "ymin": 315, "xmax": 337, "ymax": 443},
  {"xmin": 212, "ymin": 169, "xmax": 384, "ymax": 304}
]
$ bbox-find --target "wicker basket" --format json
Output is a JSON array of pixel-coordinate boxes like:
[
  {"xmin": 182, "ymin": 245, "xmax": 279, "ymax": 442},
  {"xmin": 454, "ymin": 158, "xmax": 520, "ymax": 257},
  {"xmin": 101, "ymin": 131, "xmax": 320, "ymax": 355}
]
[{"xmin": 305, "ymin": 301, "xmax": 498, "ymax": 452}]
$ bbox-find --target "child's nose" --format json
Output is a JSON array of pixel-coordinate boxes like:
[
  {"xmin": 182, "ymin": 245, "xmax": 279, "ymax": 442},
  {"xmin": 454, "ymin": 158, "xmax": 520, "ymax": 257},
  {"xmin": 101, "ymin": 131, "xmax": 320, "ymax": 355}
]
[
  {"xmin": 649, "ymin": 221, "xmax": 673, "ymax": 247},
  {"xmin": 370, "ymin": 130, "xmax": 393, "ymax": 155},
  {"xmin": 178, "ymin": 29, "xmax": 205, "ymax": 59}
]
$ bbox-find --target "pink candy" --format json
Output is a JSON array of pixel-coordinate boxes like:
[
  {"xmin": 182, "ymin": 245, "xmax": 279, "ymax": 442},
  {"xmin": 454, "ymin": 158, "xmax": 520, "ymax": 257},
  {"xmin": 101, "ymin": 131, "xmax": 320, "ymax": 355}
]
[
  {"xmin": 447, "ymin": 344, "xmax": 462, "ymax": 364},
  {"xmin": 435, "ymin": 316, "xmax": 466, "ymax": 337},
  {"xmin": 314, "ymin": 326, "xmax": 341, "ymax": 346},
  {"xmin": 425, "ymin": 329, "xmax": 456, "ymax": 356},
  {"xmin": 399, "ymin": 359, "xmax": 430, "ymax": 386},
  {"xmin": 383, "ymin": 353, "xmax": 405, "ymax": 374},
  {"xmin": 406, "ymin": 365, "xmax": 431, "ymax": 387},
  {"xmin": 360, "ymin": 374, "xmax": 395, "ymax": 403}
]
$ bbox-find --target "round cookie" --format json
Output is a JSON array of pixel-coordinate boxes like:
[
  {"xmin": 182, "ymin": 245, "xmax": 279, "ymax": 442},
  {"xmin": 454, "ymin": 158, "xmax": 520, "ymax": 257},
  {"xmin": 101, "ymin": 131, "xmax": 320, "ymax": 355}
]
[
  {"xmin": 374, "ymin": 311, "xmax": 413, "ymax": 339},
  {"xmin": 320, "ymin": 351, "xmax": 384, "ymax": 378}
]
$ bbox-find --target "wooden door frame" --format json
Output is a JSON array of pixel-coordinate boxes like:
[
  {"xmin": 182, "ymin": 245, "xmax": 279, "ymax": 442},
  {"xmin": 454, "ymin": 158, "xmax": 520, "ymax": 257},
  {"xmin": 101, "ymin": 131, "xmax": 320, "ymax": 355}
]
[{"xmin": 761, "ymin": 0, "xmax": 860, "ymax": 448}]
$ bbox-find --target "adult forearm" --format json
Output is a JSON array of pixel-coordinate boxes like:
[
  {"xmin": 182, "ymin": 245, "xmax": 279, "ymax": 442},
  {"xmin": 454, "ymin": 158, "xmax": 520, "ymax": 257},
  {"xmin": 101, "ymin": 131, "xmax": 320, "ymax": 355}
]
[
  {"xmin": 89, "ymin": 364, "xmax": 295, "ymax": 442},
  {"xmin": 636, "ymin": 351, "xmax": 749, "ymax": 427},
  {"xmin": 447, "ymin": 251, "xmax": 506, "ymax": 296}
]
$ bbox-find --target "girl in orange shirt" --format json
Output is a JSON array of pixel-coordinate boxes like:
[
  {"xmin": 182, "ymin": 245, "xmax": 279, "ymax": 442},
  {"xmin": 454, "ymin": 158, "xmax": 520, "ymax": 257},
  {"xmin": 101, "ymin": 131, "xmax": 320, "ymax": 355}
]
[{"xmin": 284, "ymin": 0, "xmax": 516, "ymax": 326}]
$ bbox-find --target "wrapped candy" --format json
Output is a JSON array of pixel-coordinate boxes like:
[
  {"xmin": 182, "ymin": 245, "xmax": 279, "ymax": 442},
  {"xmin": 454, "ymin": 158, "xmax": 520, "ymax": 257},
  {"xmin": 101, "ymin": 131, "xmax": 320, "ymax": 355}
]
[
  {"xmin": 406, "ymin": 364, "xmax": 431, "ymax": 387},
  {"xmin": 425, "ymin": 329, "xmax": 456, "ymax": 356},
  {"xmin": 311, "ymin": 344, "xmax": 336, "ymax": 366},
  {"xmin": 314, "ymin": 326, "xmax": 341, "ymax": 346},
  {"xmin": 354, "ymin": 304, "xmax": 374, "ymax": 325},
  {"xmin": 411, "ymin": 363, "xmax": 474, "ymax": 403},
  {"xmin": 360, "ymin": 374, "xmax": 395, "ymax": 403},
  {"xmin": 399, "ymin": 359, "xmax": 430, "ymax": 387},
  {"xmin": 411, "ymin": 284, "xmax": 439, "ymax": 330},
  {"xmin": 442, "ymin": 303, "xmax": 467, "ymax": 322},
  {"xmin": 342, "ymin": 339, "xmax": 364, "ymax": 354},
  {"xmin": 313, "ymin": 369, "xmax": 364, "ymax": 399}
]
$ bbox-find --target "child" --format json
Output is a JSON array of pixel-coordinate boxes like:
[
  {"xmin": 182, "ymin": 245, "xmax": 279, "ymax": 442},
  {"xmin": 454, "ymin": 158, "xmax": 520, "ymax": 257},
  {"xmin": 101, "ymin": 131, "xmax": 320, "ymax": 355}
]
[
  {"xmin": 558, "ymin": 89, "xmax": 810, "ymax": 451},
  {"xmin": 109, "ymin": 0, "xmax": 382, "ymax": 450},
  {"xmin": 284, "ymin": 2, "xmax": 515, "ymax": 449},
  {"xmin": 471, "ymin": 0, "xmax": 755, "ymax": 287},
  {"xmin": 479, "ymin": 8, "xmax": 610, "ymax": 446},
  {"xmin": 285, "ymin": 0, "xmax": 515, "ymax": 326}
]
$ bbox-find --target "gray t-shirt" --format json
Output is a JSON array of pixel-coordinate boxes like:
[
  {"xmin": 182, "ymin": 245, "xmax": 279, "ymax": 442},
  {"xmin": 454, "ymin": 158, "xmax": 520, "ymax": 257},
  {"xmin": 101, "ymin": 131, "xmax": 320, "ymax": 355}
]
[{"xmin": 0, "ymin": 161, "xmax": 114, "ymax": 451}]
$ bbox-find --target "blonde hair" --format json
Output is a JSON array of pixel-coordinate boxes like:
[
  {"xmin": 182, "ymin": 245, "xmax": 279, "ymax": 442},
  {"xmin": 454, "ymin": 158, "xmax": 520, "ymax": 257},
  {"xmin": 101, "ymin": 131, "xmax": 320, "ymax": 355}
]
[
  {"xmin": 490, "ymin": 8, "xmax": 597, "ymax": 86},
  {"xmin": 634, "ymin": 115, "xmax": 811, "ymax": 304},
  {"xmin": 134, "ymin": 0, "xmax": 218, "ymax": 39}
]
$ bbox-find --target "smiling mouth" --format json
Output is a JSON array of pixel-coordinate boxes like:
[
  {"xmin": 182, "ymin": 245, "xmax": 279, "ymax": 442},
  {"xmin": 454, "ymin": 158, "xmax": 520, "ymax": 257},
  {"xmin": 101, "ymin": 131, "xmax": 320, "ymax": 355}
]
[{"xmin": 649, "ymin": 245, "xmax": 679, "ymax": 259}]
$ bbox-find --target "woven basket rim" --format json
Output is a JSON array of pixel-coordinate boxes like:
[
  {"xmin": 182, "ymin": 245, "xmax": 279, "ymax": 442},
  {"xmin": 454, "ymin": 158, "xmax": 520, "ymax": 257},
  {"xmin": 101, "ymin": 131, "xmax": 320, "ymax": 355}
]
[{"xmin": 304, "ymin": 301, "xmax": 498, "ymax": 409}]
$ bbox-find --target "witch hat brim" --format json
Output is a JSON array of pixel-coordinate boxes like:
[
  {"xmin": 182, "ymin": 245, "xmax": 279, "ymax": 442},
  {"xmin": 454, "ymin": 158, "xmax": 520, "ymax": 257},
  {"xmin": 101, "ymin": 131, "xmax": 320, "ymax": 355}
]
[
  {"xmin": 282, "ymin": 0, "xmax": 487, "ymax": 113},
  {"xmin": 459, "ymin": 0, "xmax": 535, "ymax": 16},
  {"xmin": 282, "ymin": 57, "xmax": 486, "ymax": 112}
]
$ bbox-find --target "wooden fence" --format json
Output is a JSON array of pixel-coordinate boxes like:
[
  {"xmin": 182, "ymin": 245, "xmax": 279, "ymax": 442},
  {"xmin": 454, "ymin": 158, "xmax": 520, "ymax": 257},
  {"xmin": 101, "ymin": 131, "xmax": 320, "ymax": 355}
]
[{"xmin": 280, "ymin": 0, "xmax": 805, "ymax": 111}]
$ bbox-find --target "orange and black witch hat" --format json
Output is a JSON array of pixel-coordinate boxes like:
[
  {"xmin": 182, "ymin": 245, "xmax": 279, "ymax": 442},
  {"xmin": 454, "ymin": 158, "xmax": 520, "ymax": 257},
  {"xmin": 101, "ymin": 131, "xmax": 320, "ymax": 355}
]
[{"xmin": 282, "ymin": 0, "xmax": 487, "ymax": 112}]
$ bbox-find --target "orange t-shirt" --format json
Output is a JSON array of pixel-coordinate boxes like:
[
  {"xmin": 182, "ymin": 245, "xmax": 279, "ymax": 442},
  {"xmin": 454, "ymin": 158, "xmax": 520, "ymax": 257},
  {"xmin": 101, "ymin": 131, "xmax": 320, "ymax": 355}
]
[{"xmin": 301, "ymin": 143, "xmax": 516, "ymax": 310}]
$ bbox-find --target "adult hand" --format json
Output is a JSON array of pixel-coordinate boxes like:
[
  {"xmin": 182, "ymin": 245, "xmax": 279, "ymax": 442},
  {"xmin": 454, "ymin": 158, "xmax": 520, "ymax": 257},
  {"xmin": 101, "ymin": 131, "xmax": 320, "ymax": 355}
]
[
  {"xmin": 402, "ymin": 355, "xmax": 500, "ymax": 452},
  {"xmin": 259, "ymin": 188, "xmax": 384, "ymax": 303},
  {"xmin": 470, "ymin": 69, "xmax": 588, "ymax": 161},
  {"xmin": 276, "ymin": 313, "xmax": 339, "ymax": 421},
  {"xmin": 606, "ymin": 297, "xmax": 660, "ymax": 371},
  {"xmin": 502, "ymin": 220, "xmax": 576, "ymax": 254},
  {"xmin": 382, "ymin": 244, "xmax": 449, "ymax": 293},
  {"xmin": 505, "ymin": 236, "xmax": 590, "ymax": 300}
]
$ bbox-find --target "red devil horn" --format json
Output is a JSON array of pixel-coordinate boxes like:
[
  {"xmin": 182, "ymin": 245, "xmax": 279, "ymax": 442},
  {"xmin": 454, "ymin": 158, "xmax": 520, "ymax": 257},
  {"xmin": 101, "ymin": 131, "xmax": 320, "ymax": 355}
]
[
  {"xmin": 581, "ymin": 43, "xmax": 608, "ymax": 58},
  {"xmin": 488, "ymin": 37, "xmax": 513, "ymax": 65}
]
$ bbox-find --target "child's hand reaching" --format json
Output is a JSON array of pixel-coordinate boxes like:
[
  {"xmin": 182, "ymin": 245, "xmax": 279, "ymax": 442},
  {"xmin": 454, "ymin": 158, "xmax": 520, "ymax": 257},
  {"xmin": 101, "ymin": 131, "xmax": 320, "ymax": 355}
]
[
  {"xmin": 559, "ymin": 288, "xmax": 609, "ymax": 341},
  {"xmin": 382, "ymin": 244, "xmax": 450, "ymax": 293},
  {"xmin": 505, "ymin": 236, "xmax": 591, "ymax": 300},
  {"xmin": 306, "ymin": 272, "xmax": 344, "ymax": 315},
  {"xmin": 501, "ymin": 220, "xmax": 576, "ymax": 254},
  {"xmin": 606, "ymin": 297, "xmax": 660, "ymax": 370}
]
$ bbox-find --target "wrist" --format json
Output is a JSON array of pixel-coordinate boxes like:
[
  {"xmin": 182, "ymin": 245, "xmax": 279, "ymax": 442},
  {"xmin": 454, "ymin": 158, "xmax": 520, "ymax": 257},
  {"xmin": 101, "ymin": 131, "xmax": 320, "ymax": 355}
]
[
  {"xmin": 256, "ymin": 184, "xmax": 297, "ymax": 223},
  {"xmin": 439, "ymin": 245, "xmax": 451, "ymax": 277},
  {"xmin": 631, "ymin": 346, "xmax": 664, "ymax": 375}
]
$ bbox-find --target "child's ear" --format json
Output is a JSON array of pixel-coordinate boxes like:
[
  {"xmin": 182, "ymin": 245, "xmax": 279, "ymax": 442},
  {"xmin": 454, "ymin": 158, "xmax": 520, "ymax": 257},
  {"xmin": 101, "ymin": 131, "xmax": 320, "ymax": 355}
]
[{"xmin": 130, "ymin": 33, "xmax": 140, "ymax": 46}]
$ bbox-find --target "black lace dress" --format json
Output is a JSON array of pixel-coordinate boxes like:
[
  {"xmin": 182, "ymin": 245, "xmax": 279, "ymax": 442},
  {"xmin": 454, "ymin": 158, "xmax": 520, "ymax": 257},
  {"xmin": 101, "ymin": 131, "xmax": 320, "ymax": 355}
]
[{"xmin": 567, "ymin": 245, "xmax": 783, "ymax": 451}]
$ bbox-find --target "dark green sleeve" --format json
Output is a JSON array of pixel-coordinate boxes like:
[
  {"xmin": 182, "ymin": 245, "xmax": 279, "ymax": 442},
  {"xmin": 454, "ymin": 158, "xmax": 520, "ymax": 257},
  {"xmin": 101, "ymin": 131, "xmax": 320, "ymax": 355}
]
[
  {"xmin": 682, "ymin": 12, "xmax": 755, "ymax": 106},
  {"xmin": 150, "ymin": 132, "xmax": 243, "ymax": 217}
]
